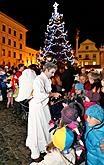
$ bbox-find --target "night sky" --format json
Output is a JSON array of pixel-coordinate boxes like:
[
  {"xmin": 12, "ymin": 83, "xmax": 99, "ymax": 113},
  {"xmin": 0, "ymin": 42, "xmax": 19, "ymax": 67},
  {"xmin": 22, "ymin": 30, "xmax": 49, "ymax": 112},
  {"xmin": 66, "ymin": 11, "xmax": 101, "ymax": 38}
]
[{"xmin": 0, "ymin": 0, "xmax": 104, "ymax": 50}]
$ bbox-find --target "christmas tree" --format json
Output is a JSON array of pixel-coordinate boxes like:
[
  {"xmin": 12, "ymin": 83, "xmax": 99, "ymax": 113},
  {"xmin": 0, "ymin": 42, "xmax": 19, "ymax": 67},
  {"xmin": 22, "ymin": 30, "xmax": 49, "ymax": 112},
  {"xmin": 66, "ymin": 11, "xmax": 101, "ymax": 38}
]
[{"xmin": 38, "ymin": 2, "xmax": 74, "ymax": 65}]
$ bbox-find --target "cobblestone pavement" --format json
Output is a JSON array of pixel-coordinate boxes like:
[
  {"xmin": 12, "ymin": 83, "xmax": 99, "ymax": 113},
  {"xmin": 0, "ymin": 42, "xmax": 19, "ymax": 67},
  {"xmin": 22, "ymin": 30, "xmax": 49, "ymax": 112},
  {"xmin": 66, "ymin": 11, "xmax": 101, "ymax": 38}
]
[{"xmin": 0, "ymin": 101, "xmax": 30, "ymax": 165}]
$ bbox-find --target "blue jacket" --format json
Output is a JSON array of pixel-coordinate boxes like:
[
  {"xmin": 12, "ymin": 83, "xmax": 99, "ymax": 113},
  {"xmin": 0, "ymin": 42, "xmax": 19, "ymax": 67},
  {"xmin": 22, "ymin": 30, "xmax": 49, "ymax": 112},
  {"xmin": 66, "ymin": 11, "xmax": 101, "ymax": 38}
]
[
  {"xmin": 85, "ymin": 122, "xmax": 104, "ymax": 165},
  {"xmin": 0, "ymin": 74, "xmax": 7, "ymax": 88}
]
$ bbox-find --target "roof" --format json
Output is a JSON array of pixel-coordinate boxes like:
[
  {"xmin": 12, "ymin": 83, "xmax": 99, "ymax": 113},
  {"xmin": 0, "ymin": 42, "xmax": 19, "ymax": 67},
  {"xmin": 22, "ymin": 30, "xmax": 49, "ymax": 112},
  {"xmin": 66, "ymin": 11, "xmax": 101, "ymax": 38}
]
[
  {"xmin": 0, "ymin": 11, "xmax": 28, "ymax": 31},
  {"xmin": 81, "ymin": 39, "xmax": 95, "ymax": 45}
]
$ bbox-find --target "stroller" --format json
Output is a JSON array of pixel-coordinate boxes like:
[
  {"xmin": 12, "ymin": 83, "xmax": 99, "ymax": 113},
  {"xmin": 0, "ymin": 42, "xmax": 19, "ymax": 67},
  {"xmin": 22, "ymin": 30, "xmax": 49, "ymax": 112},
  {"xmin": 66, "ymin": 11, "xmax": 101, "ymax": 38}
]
[
  {"xmin": 49, "ymin": 95, "xmax": 84, "ymax": 124},
  {"xmin": 19, "ymin": 99, "xmax": 30, "ymax": 121},
  {"xmin": 13, "ymin": 99, "xmax": 30, "ymax": 121}
]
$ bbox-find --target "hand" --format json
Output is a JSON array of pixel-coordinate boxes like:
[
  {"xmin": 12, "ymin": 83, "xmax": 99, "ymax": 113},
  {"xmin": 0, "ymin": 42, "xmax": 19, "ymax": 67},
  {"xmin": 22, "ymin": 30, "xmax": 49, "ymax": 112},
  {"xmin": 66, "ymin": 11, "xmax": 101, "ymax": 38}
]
[
  {"xmin": 53, "ymin": 92, "xmax": 61, "ymax": 98},
  {"xmin": 46, "ymin": 142, "xmax": 54, "ymax": 153},
  {"xmin": 100, "ymin": 139, "xmax": 104, "ymax": 152}
]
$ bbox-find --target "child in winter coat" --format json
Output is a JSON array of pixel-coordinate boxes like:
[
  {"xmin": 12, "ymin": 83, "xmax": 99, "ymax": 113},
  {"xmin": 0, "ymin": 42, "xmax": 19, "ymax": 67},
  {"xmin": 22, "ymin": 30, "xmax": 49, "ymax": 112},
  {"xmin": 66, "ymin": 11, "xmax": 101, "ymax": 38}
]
[
  {"xmin": 85, "ymin": 104, "xmax": 104, "ymax": 165},
  {"xmin": 69, "ymin": 83, "xmax": 85, "ymax": 107},
  {"xmin": 30, "ymin": 126, "xmax": 75, "ymax": 165},
  {"xmin": 6, "ymin": 71, "xmax": 14, "ymax": 108},
  {"xmin": 59, "ymin": 104, "xmax": 85, "ymax": 165},
  {"xmin": 83, "ymin": 90, "xmax": 101, "ymax": 121},
  {"xmin": 100, "ymin": 78, "xmax": 104, "ymax": 109}
]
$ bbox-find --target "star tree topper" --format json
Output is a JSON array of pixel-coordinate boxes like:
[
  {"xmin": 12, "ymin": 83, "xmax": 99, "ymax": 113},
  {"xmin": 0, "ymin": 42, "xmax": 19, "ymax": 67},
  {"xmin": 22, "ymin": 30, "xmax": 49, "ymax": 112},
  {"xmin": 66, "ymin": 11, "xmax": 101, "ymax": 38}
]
[{"xmin": 53, "ymin": 2, "xmax": 59, "ymax": 15}]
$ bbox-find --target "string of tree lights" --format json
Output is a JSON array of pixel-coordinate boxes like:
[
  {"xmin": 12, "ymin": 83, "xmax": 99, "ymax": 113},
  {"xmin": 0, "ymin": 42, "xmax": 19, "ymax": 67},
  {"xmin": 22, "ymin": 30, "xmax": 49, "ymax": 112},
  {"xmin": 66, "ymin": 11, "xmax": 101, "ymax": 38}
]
[{"xmin": 37, "ymin": 2, "xmax": 75, "ymax": 66}]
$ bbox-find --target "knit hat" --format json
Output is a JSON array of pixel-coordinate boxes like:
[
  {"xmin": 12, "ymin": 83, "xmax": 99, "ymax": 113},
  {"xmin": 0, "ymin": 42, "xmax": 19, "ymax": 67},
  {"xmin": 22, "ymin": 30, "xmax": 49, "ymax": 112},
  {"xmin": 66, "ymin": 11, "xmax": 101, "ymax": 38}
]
[
  {"xmin": 85, "ymin": 90, "xmax": 101, "ymax": 103},
  {"xmin": 61, "ymin": 105, "xmax": 78, "ymax": 124},
  {"xmin": 75, "ymin": 83, "xmax": 84, "ymax": 90},
  {"xmin": 52, "ymin": 127, "xmax": 74, "ymax": 150},
  {"xmin": 86, "ymin": 104, "xmax": 104, "ymax": 122}
]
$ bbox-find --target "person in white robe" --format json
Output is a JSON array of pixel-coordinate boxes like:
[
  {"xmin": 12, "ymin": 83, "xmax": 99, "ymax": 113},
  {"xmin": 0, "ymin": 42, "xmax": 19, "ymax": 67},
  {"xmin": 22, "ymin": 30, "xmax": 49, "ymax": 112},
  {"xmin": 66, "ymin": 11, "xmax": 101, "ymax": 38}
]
[{"xmin": 26, "ymin": 62, "xmax": 61, "ymax": 162}]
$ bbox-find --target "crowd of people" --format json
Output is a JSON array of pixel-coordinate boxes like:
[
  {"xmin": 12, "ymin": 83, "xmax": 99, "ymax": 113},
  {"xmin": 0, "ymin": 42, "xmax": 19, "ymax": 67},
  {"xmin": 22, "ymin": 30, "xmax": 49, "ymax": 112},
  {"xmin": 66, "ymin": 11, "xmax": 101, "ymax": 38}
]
[{"xmin": 0, "ymin": 61, "xmax": 104, "ymax": 165}]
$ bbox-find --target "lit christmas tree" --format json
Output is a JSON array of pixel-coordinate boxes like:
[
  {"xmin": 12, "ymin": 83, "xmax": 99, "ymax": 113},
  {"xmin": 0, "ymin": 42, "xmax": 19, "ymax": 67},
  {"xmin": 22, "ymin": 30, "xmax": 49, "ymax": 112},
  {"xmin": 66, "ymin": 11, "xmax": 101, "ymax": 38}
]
[{"xmin": 38, "ymin": 2, "xmax": 74, "ymax": 65}]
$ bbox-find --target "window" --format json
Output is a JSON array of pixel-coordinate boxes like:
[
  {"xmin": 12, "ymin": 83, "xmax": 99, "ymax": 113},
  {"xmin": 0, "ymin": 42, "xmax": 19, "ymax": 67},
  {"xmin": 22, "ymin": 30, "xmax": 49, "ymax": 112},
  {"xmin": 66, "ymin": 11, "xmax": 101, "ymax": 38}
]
[
  {"xmin": 8, "ymin": 39, "xmax": 11, "ymax": 45},
  {"xmin": 79, "ymin": 54, "xmax": 82, "ymax": 58},
  {"xmin": 13, "ymin": 52, "xmax": 16, "ymax": 58},
  {"xmin": 20, "ymin": 54, "xmax": 22, "ymax": 60},
  {"xmin": 20, "ymin": 33, "xmax": 22, "ymax": 39},
  {"xmin": 2, "ymin": 49, "xmax": 5, "ymax": 56},
  {"xmin": 20, "ymin": 43, "xmax": 22, "ymax": 49},
  {"xmin": 2, "ymin": 37, "xmax": 5, "ymax": 44},
  {"xmin": 3, "ymin": 61, "xmax": 5, "ymax": 65},
  {"xmin": 14, "ymin": 30, "xmax": 16, "ymax": 36},
  {"xmin": 85, "ymin": 46, "xmax": 89, "ymax": 50},
  {"xmin": 93, "ymin": 61, "xmax": 96, "ymax": 65},
  {"xmin": 8, "ymin": 27, "xmax": 11, "ymax": 34},
  {"xmin": 8, "ymin": 51, "xmax": 11, "ymax": 57},
  {"xmin": 93, "ymin": 54, "xmax": 96, "ymax": 58},
  {"xmin": 85, "ymin": 54, "xmax": 89, "ymax": 58},
  {"xmin": 85, "ymin": 62, "xmax": 88, "ymax": 65},
  {"xmin": 2, "ymin": 24, "xmax": 6, "ymax": 32},
  {"xmin": 8, "ymin": 62, "xmax": 11, "ymax": 68},
  {"xmin": 14, "ymin": 41, "xmax": 16, "ymax": 47},
  {"xmin": 29, "ymin": 53, "xmax": 31, "ymax": 56}
]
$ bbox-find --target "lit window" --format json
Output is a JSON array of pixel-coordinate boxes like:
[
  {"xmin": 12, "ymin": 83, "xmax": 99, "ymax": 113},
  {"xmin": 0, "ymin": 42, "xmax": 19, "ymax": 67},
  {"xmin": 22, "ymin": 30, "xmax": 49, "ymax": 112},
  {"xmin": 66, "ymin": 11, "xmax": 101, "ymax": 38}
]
[
  {"xmin": 85, "ymin": 62, "xmax": 88, "ymax": 65},
  {"xmin": 2, "ymin": 49, "xmax": 5, "ymax": 56},
  {"xmin": 93, "ymin": 61, "xmax": 96, "ymax": 65}
]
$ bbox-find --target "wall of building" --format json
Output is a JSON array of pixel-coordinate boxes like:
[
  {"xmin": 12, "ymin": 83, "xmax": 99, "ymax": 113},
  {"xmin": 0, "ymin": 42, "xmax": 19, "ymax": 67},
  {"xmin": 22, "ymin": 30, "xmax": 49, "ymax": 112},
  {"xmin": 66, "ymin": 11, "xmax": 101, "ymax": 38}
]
[
  {"xmin": 0, "ymin": 12, "xmax": 39, "ymax": 67},
  {"xmin": 76, "ymin": 39, "xmax": 100, "ymax": 67}
]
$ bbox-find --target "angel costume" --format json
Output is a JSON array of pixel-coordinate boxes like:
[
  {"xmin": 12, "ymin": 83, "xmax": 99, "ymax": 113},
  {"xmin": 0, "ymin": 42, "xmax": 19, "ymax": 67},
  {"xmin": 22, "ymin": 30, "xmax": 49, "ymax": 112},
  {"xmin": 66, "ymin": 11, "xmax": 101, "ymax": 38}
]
[
  {"xmin": 26, "ymin": 72, "xmax": 52, "ymax": 159},
  {"xmin": 15, "ymin": 68, "xmax": 36, "ymax": 102}
]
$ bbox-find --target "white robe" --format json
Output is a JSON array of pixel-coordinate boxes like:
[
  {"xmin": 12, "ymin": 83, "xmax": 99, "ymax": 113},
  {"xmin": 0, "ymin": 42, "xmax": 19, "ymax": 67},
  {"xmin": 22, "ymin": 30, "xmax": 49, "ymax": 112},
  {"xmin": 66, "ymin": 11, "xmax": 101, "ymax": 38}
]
[
  {"xmin": 30, "ymin": 148, "xmax": 75, "ymax": 165},
  {"xmin": 26, "ymin": 72, "xmax": 52, "ymax": 159}
]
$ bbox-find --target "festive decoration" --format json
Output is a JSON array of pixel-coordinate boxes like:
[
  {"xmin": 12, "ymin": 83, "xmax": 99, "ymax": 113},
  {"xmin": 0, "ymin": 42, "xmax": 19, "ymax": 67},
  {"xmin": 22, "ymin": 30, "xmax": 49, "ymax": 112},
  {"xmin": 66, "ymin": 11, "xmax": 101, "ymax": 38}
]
[{"xmin": 37, "ymin": 2, "xmax": 75, "ymax": 65}]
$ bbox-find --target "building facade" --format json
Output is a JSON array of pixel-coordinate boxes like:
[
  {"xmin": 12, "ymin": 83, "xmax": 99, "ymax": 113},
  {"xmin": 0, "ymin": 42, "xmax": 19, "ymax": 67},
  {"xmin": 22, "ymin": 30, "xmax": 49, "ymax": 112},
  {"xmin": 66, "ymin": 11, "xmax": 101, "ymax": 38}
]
[
  {"xmin": 99, "ymin": 45, "xmax": 104, "ymax": 68},
  {"xmin": 76, "ymin": 39, "xmax": 101, "ymax": 68},
  {"xmin": 0, "ymin": 11, "xmax": 39, "ymax": 67}
]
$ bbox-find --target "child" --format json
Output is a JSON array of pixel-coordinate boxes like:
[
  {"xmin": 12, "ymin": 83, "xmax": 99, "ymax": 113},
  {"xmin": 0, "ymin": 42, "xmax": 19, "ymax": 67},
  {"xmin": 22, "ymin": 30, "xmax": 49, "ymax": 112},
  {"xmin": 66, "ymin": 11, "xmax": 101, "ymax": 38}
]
[
  {"xmin": 79, "ymin": 74, "xmax": 91, "ymax": 91},
  {"xmin": 30, "ymin": 127, "xmax": 75, "ymax": 165},
  {"xmin": 87, "ymin": 71, "xmax": 101, "ymax": 92},
  {"xmin": 6, "ymin": 71, "xmax": 14, "ymax": 108},
  {"xmin": 83, "ymin": 90, "xmax": 101, "ymax": 121},
  {"xmin": 60, "ymin": 104, "xmax": 85, "ymax": 165},
  {"xmin": 85, "ymin": 104, "xmax": 104, "ymax": 165},
  {"xmin": 69, "ymin": 83, "xmax": 85, "ymax": 106},
  {"xmin": 100, "ymin": 78, "xmax": 104, "ymax": 108}
]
